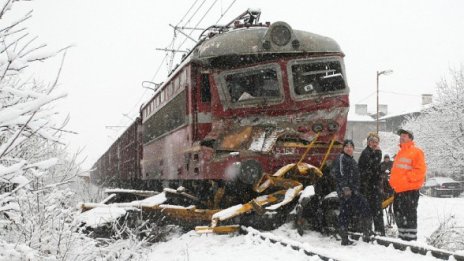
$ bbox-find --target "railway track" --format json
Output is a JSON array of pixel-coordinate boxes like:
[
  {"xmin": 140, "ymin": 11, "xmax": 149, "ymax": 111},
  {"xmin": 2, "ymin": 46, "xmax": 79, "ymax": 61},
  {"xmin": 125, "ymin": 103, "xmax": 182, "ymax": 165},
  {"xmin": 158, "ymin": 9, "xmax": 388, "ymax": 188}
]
[
  {"xmin": 241, "ymin": 226, "xmax": 340, "ymax": 261},
  {"xmin": 347, "ymin": 231, "xmax": 464, "ymax": 261},
  {"xmin": 240, "ymin": 226, "xmax": 464, "ymax": 261}
]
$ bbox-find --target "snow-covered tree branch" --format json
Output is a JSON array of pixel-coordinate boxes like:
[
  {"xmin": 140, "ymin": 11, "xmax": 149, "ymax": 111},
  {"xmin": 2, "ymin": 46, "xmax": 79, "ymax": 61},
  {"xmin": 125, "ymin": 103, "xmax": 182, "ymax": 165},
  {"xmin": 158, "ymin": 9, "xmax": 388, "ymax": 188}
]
[
  {"xmin": 0, "ymin": 1, "xmax": 89, "ymax": 259},
  {"xmin": 0, "ymin": 0, "xmax": 69, "ymax": 193},
  {"xmin": 402, "ymin": 65, "xmax": 464, "ymax": 180}
]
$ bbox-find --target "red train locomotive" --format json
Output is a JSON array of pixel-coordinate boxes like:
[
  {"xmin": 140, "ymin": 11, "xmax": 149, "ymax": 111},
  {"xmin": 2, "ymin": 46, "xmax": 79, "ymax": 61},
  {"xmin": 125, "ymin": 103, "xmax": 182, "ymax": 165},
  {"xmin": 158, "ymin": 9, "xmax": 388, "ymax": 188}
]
[{"xmin": 90, "ymin": 10, "xmax": 349, "ymax": 231}]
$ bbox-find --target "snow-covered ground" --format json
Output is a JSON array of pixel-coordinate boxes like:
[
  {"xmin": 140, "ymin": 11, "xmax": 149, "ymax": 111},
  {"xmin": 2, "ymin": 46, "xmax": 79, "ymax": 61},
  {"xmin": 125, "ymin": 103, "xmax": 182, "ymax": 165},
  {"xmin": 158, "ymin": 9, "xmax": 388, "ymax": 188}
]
[
  {"xmin": 2, "ymin": 194, "xmax": 462, "ymax": 260},
  {"xmin": 146, "ymin": 195, "xmax": 464, "ymax": 261}
]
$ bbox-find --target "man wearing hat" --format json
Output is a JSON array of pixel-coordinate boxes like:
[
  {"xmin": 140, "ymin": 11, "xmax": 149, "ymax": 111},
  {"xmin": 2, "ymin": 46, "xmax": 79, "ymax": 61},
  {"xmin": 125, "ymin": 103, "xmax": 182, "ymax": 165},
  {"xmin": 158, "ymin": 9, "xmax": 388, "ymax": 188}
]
[
  {"xmin": 389, "ymin": 129, "xmax": 427, "ymax": 241},
  {"xmin": 359, "ymin": 132, "xmax": 385, "ymax": 236},
  {"xmin": 331, "ymin": 139, "xmax": 372, "ymax": 245}
]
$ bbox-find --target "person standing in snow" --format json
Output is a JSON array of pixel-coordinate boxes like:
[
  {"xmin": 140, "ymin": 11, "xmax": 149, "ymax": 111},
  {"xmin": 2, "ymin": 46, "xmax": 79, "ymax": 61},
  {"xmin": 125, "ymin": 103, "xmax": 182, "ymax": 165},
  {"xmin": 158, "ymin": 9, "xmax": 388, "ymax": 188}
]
[
  {"xmin": 331, "ymin": 139, "xmax": 372, "ymax": 245},
  {"xmin": 389, "ymin": 129, "xmax": 427, "ymax": 241},
  {"xmin": 358, "ymin": 132, "xmax": 385, "ymax": 236},
  {"xmin": 380, "ymin": 154, "xmax": 394, "ymax": 198}
]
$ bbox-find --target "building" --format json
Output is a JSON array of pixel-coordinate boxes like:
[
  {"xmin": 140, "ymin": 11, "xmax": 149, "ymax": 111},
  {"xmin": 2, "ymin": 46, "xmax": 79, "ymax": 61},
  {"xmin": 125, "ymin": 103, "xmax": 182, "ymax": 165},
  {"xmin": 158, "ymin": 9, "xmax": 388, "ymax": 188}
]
[
  {"xmin": 380, "ymin": 94, "xmax": 433, "ymax": 132},
  {"xmin": 345, "ymin": 94, "xmax": 432, "ymax": 159}
]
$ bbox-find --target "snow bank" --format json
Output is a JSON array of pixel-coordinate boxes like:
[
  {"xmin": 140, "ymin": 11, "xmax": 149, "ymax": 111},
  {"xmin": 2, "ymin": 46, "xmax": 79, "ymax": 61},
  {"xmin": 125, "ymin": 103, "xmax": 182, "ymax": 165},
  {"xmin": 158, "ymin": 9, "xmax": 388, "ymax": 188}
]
[
  {"xmin": 76, "ymin": 206, "xmax": 128, "ymax": 228},
  {"xmin": 0, "ymin": 240, "xmax": 37, "ymax": 261}
]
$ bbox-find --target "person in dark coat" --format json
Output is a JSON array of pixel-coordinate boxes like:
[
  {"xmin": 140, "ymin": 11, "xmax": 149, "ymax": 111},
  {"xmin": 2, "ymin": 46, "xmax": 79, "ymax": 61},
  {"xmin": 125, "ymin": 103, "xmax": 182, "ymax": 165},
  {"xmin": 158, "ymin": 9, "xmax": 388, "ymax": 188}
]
[
  {"xmin": 358, "ymin": 132, "xmax": 385, "ymax": 236},
  {"xmin": 331, "ymin": 139, "xmax": 372, "ymax": 245},
  {"xmin": 380, "ymin": 154, "xmax": 394, "ymax": 198}
]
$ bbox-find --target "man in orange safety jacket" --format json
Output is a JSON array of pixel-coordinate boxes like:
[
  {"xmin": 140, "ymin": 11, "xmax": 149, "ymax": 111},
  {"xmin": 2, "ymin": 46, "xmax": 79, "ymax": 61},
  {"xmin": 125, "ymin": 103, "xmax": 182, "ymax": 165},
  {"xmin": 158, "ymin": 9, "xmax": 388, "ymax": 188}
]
[{"xmin": 389, "ymin": 129, "xmax": 427, "ymax": 241}]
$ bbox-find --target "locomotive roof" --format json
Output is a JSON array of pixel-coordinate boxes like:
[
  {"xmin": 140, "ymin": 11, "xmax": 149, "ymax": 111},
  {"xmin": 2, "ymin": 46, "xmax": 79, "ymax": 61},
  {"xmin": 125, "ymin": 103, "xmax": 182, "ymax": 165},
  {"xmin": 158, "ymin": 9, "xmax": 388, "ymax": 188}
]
[
  {"xmin": 191, "ymin": 22, "xmax": 343, "ymax": 63},
  {"xmin": 142, "ymin": 21, "xmax": 344, "ymax": 110}
]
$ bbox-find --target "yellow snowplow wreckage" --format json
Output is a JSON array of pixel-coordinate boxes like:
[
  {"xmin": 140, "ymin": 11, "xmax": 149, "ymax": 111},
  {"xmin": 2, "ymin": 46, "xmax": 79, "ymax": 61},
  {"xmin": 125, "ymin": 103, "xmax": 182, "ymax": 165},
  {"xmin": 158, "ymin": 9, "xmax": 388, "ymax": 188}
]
[
  {"xmin": 195, "ymin": 163, "xmax": 321, "ymax": 233},
  {"xmin": 81, "ymin": 133, "xmax": 356, "ymax": 234},
  {"xmin": 195, "ymin": 133, "xmax": 327, "ymax": 233}
]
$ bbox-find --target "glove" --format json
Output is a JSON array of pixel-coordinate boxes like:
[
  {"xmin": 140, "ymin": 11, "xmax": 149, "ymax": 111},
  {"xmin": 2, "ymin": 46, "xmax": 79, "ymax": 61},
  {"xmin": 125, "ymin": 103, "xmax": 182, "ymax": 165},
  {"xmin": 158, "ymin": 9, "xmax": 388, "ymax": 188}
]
[{"xmin": 342, "ymin": 187, "xmax": 352, "ymax": 198}]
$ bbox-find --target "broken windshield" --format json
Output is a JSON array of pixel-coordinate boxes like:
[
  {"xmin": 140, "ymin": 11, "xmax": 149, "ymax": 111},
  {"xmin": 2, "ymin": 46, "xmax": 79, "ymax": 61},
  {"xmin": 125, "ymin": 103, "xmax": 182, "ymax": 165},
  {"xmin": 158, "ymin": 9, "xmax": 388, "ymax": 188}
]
[
  {"xmin": 290, "ymin": 59, "xmax": 346, "ymax": 96},
  {"xmin": 221, "ymin": 65, "xmax": 282, "ymax": 104}
]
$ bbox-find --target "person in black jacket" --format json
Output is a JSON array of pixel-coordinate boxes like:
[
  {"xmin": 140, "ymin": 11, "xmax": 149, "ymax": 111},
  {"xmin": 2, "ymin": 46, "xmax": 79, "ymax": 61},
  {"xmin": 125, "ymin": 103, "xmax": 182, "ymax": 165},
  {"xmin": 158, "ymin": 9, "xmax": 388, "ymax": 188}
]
[
  {"xmin": 380, "ymin": 154, "xmax": 394, "ymax": 198},
  {"xmin": 358, "ymin": 132, "xmax": 385, "ymax": 236},
  {"xmin": 331, "ymin": 139, "xmax": 372, "ymax": 245}
]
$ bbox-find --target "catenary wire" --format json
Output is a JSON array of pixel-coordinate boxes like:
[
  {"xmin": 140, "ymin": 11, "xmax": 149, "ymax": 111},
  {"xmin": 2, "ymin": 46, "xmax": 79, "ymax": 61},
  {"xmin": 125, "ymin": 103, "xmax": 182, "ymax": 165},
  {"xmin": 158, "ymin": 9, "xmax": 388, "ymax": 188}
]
[
  {"xmin": 215, "ymin": 0, "xmax": 237, "ymax": 24},
  {"xmin": 176, "ymin": 0, "xmax": 200, "ymax": 27}
]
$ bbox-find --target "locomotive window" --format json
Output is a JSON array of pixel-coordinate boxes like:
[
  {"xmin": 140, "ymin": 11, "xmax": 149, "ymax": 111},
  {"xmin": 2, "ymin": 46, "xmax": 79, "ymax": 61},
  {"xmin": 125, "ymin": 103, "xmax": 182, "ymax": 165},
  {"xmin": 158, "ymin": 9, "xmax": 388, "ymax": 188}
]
[
  {"xmin": 143, "ymin": 90, "xmax": 187, "ymax": 143},
  {"xmin": 224, "ymin": 68, "xmax": 281, "ymax": 103},
  {"xmin": 291, "ymin": 60, "xmax": 345, "ymax": 95},
  {"xmin": 200, "ymin": 74, "xmax": 211, "ymax": 103}
]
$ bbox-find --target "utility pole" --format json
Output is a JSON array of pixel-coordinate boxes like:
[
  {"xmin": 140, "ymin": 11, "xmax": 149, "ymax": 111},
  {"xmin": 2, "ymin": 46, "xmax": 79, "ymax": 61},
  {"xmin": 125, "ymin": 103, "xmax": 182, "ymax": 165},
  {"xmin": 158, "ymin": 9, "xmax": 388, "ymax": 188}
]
[{"xmin": 376, "ymin": 69, "xmax": 393, "ymax": 133}]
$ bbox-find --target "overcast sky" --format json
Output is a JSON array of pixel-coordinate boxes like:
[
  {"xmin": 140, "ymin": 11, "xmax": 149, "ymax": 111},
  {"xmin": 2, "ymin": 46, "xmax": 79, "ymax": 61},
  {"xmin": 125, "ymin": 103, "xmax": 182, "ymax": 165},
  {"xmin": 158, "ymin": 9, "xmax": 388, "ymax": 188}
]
[{"xmin": 22, "ymin": 0, "xmax": 464, "ymax": 168}]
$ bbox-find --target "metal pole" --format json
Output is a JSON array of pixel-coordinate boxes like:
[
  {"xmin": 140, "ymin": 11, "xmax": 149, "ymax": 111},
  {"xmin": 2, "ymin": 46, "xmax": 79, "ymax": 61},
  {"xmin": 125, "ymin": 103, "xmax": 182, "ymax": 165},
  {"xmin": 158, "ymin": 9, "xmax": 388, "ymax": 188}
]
[
  {"xmin": 376, "ymin": 71, "xmax": 380, "ymax": 134},
  {"xmin": 169, "ymin": 24, "xmax": 198, "ymax": 43},
  {"xmin": 376, "ymin": 69, "xmax": 393, "ymax": 134}
]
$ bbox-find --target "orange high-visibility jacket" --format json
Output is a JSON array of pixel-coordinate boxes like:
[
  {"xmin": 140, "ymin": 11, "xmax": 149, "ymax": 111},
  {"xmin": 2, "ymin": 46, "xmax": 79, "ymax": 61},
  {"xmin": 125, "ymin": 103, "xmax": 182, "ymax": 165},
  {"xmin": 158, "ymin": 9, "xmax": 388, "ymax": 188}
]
[{"xmin": 389, "ymin": 141, "xmax": 427, "ymax": 193}]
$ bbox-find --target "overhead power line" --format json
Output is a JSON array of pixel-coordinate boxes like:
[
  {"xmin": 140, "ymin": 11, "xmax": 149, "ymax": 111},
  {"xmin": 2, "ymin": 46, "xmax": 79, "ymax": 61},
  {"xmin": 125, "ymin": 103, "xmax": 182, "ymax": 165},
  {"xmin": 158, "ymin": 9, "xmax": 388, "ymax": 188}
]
[
  {"xmin": 176, "ymin": 0, "xmax": 200, "ymax": 27},
  {"xmin": 175, "ymin": 0, "xmax": 219, "ymax": 52},
  {"xmin": 215, "ymin": 0, "xmax": 237, "ymax": 24},
  {"xmin": 183, "ymin": 0, "xmax": 207, "ymax": 28},
  {"xmin": 354, "ymin": 91, "xmax": 376, "ymax": 103},
  {"xmin": 380, "ymin": 90, "xmax": 422, "ymax": 97},
  {"xmin": 125, "ymin": 0, "xmax": 237, "ymax": 121}
]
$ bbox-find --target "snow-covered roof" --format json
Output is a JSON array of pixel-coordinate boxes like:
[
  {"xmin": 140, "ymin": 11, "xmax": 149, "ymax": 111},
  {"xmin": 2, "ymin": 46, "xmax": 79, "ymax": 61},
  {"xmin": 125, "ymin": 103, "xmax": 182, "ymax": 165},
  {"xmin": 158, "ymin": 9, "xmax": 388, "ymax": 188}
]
[
  {"xmin": 193, "ymin": 25, "xmax": 342, "ymax": 62},
  {"xmin": 379, "ymin": 109, "xmax": 420, "ymax": 120},
  {"xmin": 380, "ymin": 103, "xmax": 432, "ymax": 120},
  {"xmin": 347, "ymin": 109, "xmax": 375, "ymax": 122}
]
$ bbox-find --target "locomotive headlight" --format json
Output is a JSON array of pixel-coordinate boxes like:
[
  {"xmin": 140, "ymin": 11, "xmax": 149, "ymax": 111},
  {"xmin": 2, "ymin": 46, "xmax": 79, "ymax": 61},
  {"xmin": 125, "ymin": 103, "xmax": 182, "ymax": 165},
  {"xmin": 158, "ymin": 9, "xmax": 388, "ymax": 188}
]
[
  {"xmin": 327, "ymin": 121, "xmax": 339, "ymax": 132},
  {"xmin": 270, "ymin": 24, "xmax": 291, "ymax": 46},
  {"xmin": 263, "ymin": 21, "xmax": 296, "ymax": 49}
]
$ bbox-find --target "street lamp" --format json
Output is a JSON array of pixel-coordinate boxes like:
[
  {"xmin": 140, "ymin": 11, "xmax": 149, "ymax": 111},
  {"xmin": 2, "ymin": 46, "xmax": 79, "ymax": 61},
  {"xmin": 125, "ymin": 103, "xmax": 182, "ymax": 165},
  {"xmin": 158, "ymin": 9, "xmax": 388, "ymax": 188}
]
[{"xmin": 376, "ymin": 69, "xmax": 393, "ymax": 133}]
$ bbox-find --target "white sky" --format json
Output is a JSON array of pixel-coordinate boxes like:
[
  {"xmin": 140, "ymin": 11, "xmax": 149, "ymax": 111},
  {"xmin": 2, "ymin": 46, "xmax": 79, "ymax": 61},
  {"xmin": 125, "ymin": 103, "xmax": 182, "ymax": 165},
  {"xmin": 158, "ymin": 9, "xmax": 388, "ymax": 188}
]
[{"xmin": 22, "ymin": 0, "xmax": 464, "ymax": 168}]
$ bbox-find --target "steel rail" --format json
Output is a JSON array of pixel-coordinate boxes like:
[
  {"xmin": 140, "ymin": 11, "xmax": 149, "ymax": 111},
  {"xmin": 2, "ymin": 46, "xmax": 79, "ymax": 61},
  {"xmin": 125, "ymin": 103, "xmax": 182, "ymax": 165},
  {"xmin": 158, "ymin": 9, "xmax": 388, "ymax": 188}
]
[
  {"xmin": 348, "ymin": 232, "xmax": 464, "ymax": 261},
  {"xmin": 241, "ymin": 226, "xmax": 464, "ymax": 261},
  {"xmin": 240, "ymin": 226, "xmax": 340, "ymax": 261}
]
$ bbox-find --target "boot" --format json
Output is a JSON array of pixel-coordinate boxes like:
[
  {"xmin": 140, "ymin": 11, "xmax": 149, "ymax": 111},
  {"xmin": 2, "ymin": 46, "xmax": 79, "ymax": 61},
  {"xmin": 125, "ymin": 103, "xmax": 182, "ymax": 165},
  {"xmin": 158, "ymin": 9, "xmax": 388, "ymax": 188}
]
[
  {"xmin": 339, "ymin": 229, "xmax": 354, "ymax": 246},
  {"xmin": 361, "ymin": 218, "xmax": 373, "ymax": 243}
]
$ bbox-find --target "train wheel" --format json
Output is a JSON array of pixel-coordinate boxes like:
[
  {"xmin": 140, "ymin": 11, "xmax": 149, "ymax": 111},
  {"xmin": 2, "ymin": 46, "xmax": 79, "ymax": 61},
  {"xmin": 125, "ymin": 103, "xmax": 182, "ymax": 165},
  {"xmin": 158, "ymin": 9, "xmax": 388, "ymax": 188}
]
[{"xmin": 237, "ymin": 159, "xmax": 264, "ymax": 186}]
